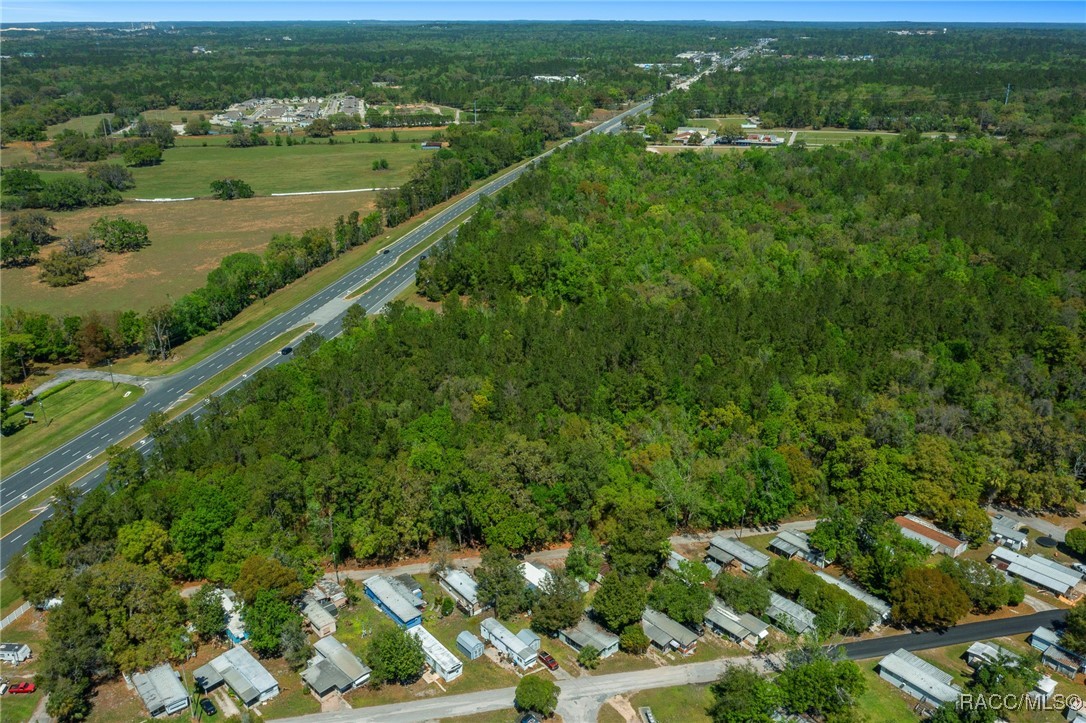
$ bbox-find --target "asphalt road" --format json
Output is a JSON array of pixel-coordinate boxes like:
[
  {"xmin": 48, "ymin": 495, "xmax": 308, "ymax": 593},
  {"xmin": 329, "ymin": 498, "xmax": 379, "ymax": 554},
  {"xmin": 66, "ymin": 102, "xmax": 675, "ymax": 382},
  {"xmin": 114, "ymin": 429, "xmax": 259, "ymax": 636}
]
[
  {"xmin": 0, "ymin": 39, "xmax": 760, "ymax": 572},
  {"xmin": 840, "ymin": 608, "xmax": 1068, "ymax": 660},
  {"xmin": 0, "ymin": 71, "xmax": 700, "ymax": 573},
  {"xmin": 270, "ymin": 607, "xmax": 1067, "ymax": 722}
]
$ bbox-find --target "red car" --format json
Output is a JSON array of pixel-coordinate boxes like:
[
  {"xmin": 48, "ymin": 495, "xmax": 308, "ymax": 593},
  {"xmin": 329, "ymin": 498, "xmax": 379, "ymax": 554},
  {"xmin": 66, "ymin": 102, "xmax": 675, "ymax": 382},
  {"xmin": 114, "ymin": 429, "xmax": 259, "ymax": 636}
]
[
  {"xmin": 538, "ymin": 651, "xmax": 559, "ymax": 671},
  {"xmin": 9, "ymin": 682, "xmax": 36, "ymax": 694}
]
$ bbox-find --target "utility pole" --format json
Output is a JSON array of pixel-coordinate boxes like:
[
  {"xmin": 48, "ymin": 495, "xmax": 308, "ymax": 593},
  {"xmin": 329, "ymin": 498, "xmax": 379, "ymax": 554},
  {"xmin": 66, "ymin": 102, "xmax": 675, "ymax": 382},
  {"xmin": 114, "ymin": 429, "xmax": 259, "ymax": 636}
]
[
  {"xmin": 37, "ymin": 399, "xmax": 50, "ymax": 425},
  {"xmin": 107, "ymin": 358, "xmax": 116, "ymax": 389},
  {"xmin": 328, "ymin": 512, "xmax": 340, "ymax": 584},
  {"xmin": 1004, "ymin": 84, "xmax": 1011, "ymax": 106}
]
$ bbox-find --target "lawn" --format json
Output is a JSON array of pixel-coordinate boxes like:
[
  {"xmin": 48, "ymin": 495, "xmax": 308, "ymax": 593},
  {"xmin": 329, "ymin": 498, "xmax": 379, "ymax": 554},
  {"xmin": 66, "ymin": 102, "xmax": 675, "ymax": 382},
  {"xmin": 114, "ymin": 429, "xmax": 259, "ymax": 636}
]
[
  {"xmin": 259, "ymin": 657, "xmax": 321, "ymax": 719},
  {"xmin": 854, "ymin": 660, "xmax": 922, "ymax": 722},
  {"xmin": 2, "ymin": 191, "xmax": 380, "ymax": 316},
  {"xmin": 140, "ymin": 106, "xmax": 220, "ymax": 124},
  {"xmin": 123, "ymin": 138, "xmax": 424, "ymax": 198},
  {"xmin": 1, "ymin": 381, "xmax": 143, "ymax": 478},
  {"xmin": 628, "ymin": 684, "xmax": 714, "ymax": 723}
]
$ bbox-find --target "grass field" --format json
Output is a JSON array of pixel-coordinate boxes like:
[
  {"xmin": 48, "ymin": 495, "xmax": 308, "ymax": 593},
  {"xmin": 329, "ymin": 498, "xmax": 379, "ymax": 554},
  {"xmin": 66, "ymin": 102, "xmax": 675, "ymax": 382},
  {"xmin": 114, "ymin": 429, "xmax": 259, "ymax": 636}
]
[
  {"xmin": 46, "ymin": 113, "xmax": 113, "ymax": 137},
  {"xmin": 1, "ymin": 381, "xmax": 142, "ymax": 477},
  {"xmin": 2, "ymin": 191, "xmax": 379, "ymax": 315},
  {"xmin": 628, "ymin": 685, "xmax": 713, "ymax": 723},
  {"xmin": 855, "ymin": 660, "xmax": 922, "ymax": 722},
  {"xmin": 140, "ymin": 106, "xmax": 219, "ymax": 124},
  {"xmin": 122, "ymin": 139, "xmax": 422, "ymax": 198}
]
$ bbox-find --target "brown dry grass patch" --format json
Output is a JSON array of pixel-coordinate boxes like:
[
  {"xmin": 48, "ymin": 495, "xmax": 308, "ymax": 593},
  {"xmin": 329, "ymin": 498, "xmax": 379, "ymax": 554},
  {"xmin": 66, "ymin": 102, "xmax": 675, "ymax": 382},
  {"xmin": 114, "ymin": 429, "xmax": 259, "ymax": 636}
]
[{"xmin": 2, "ymin": 192, "xmax": 377, "ymax": 315}]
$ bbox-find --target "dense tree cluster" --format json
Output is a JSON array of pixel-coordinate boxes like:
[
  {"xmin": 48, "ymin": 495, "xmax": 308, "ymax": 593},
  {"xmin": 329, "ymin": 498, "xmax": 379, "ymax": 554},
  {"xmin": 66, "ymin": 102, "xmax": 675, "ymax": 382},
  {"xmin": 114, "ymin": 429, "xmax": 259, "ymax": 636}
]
[
  {"xmin": 652, "ymin": 28, "xmax": 1085, "ymax": 136},
  {"xmin": 0, "ymin": 22, "xmax": 699, "ymax": 141}
]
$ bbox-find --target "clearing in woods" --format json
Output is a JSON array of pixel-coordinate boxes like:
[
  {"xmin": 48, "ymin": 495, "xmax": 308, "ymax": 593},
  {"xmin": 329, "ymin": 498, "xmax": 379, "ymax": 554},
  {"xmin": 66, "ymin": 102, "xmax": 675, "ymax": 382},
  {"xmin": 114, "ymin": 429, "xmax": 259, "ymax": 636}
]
[{"xmin": 2, "ymin": 191, "xmax": 380, "ymax": 315}]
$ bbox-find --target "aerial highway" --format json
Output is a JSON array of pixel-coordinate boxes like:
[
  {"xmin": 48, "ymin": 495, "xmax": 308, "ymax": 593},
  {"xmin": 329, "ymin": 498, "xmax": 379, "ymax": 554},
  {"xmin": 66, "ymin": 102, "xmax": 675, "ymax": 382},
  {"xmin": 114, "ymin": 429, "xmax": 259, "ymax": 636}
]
[{"xmin": 0, "ymin": 44, "xmax": 757, "ymax": 573}]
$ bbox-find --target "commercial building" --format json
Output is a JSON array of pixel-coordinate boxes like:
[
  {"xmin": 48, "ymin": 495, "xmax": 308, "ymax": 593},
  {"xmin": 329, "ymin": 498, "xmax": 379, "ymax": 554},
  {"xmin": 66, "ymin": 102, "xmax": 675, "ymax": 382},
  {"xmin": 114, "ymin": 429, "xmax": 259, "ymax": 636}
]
[
  {"xmin": 703, "ymin": 602, "xmax": 769, "ymax": 650},
  {"xmin": 768, "ymin": 530, "xmax": 826, "ymax": 568},
  {"xmin": 408, "ymin": 626, "xmax": 463, "ymax": 682},
  {"xmin": 558, "ymin": 618, "xmax": 620, "ymax": 659},
  {"xmin": 301, "ymin": 595, "xmax": 337, "ymax": 637},
  {"xmin": 893, "ymin": 515, "xmax": 967, "ymax": 557},
  {"xmin": 300, "ymin": 636, "xmax": 370, "ymax": 701},
  {"xmin": 439, "ymin": 569, "xmax": 484, "ymax": 616},
  {"xmin": 877, "ymin": 649, "xmax": 962, "ymax": 708},
  {"xmin": 766, "ymin": 592, "xmax": 817, "ymax": 635},
  {"xmin": 990, "ymin": 547, "xmax": 1083, "ymax": 599},
  {"xmin": 480, "ymin": 618, "xmax": 538, "ymax": 669},
  {"xmin": 456, "ymin": 630, "xmax": 485, "ymax": 660},
  {"xmin": 363, "ymin": 575, "xmax": 423, "ymax": 628},
  {"xmin": 642, "ymin": 608, "xmax": 698, "ymax": 655},
  {"xmin": 194, "ymin": 646, "xmax": 279, "ymax": 707},
  {"xmin": 989, "ymin": 515, "xmax": 1029, "ymax": 551},
  {"xmin": 0, "ymin": 643, "xmax": 31, "ymax": 664},
  {"xmin": 704, "ymin": 536, "xmax": 770, "ymax": 575},
  {"xmin": 814, "ymin": 571, "xmax": 891, "ymax": 623},
  {"xmin": 132, "ymin": 664, "xmax": 189, "ymax": 718}
]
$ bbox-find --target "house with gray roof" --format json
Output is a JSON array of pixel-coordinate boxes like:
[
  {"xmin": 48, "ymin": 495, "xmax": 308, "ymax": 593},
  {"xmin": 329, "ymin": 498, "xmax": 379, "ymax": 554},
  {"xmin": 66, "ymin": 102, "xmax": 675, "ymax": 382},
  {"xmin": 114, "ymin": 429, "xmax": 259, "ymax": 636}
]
[
  {"xmin": 989, "ymin": 515, "xmax": 1029, "ymax": 551},
  {"xmin": 642, "ymin": 608, "xmax": 698, "ymax": 655},
  {"xmin": 301, "ymin": 594, "xmax": 336, "ymax": 637},
  {"xmin": 300, "ymin": 636, "xmax": 370, "ymax": 700},
  {"xmin": 558, "ymin": 618, "xmax": 620, "ymax": 658},
  {"xmin": 439, "ymin": 568, "xmax": 484, "ymax": 616},
  {"xmin": 814, "ymin": 571, "xmax": 891, "ymax": 623},
  {"xmin": 703, "ymin": 601, "xmax": 769, "ymax": 650},
  {"xmin": 132, "ymin": 664, "xmax": 189, "ymax": 718},
  {"xmin": 877, "ymin": 648, "xmax": 961, "ymax": 708},
  {"xmin": 768, "ymin": 530, "xmax": 826, "ymax": 568},
  {"xmin": 766, "ymin": 592, "xmax": 817, "ymax": 635},
  {"xmin": 1031, "ymin": 626, "xmax": 1084, "ymax": 677},
  {"xmin": 705, "ymin": 536, "xmax": 770, "ymax": 575},
  {"xmin": 990, "ymin": 547, "xmax": 1083, "ymax": 599},
  {"xmin": 0, "ymin": 643, "xmax": 30, "ymax": 664},
  {"xmin": 480, "ymin": 618, "xmax": 537, "ymax": 669},
  {"xmin": 194, "ymin": 646, "xmax": 279, "ymax": 707},
  {"xmin": 409, "ymin": 626, "xmax": 463, "ymax": 682},
  {"xmin": 964, "ymin": 641, "xmax": 1018, "ymax": 669}
]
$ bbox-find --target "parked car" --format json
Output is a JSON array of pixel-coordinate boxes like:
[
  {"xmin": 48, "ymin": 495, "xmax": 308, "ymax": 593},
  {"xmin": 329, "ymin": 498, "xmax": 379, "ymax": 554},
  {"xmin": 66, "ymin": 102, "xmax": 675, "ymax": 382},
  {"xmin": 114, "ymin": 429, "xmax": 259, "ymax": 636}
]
[
  {"xmin": 538, "ymin": 650, "xmax": 559, "ymax": 670},
  {"xmin": 9, "ymin": 682, "xmax": 36, "ymax": 694},
  {"xmin": 200, "ymin": 698, "xmax": 217, "ymax": 716},
  {"xmin": 0, "ymin": 683, "xmax": 8, "ymax": 696}
]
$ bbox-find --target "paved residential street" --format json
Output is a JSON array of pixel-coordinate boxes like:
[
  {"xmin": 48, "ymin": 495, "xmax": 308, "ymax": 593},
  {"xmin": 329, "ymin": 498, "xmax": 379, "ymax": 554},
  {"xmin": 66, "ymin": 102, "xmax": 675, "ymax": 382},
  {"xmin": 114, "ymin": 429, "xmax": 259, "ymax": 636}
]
[{"xmin": 272, "ymin": 607, "xmax": 1069, "ymax": 723}]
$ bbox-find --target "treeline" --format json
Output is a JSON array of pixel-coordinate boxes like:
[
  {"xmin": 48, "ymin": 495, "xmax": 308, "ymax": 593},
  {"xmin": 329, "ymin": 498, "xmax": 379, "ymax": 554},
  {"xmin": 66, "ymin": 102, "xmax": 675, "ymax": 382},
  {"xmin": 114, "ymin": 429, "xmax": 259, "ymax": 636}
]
[
  {"xmin": 0, "ymin": 210, "xmax": 382, "ymax": 381},
  {"xmin": 0, "ymin": 21, "xmax": 720, "ymax": 141},
  {"xmin": 365, "ymin": 110, "xmax": 450, "ymax": 128},
  {"xmin": 651, "ymin": 28, "xmax": 1086, "ymax": 135},
  {"xmin": 377, "ymin": 101, "xmax": 573, "ymax": 227}
]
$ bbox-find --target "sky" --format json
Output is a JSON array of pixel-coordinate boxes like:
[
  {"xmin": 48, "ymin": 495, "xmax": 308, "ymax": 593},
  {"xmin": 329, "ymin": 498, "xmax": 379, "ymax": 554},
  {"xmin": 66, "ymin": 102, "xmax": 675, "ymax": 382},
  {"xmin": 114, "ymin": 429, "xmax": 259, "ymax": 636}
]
[{"xmin": 1, "ymin": 1, "xmax": 1083, "ymax": 24}]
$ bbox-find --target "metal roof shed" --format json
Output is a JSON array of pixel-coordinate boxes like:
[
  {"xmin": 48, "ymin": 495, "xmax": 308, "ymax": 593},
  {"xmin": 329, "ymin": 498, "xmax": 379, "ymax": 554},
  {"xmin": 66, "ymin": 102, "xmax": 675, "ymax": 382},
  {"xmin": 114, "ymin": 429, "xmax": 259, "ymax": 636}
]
[{"xmin": 456, "ymin": 630, "xmax": 485, "ymax": 660}]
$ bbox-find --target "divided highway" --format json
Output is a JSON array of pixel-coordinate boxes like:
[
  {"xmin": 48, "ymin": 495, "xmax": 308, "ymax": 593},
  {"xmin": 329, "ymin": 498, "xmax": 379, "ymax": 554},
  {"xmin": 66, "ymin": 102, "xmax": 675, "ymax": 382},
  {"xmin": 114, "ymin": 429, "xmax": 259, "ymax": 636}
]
[
  {"xmin": 0, "ymin": 73, "xmax": 699, "ymax": 572},
  {"xmin": 0, "ymin": 43, "xmax": 760, "ymax": 571}
]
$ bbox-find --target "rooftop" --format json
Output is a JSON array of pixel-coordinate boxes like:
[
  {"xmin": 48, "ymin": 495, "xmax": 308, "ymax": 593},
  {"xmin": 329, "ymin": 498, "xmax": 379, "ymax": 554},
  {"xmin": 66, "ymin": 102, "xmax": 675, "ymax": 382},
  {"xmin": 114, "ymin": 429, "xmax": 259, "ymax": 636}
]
[
  {"xmin": 707, "ymin": 536, "xmax": 770, "ymax": 570},
  {"xmin": 481, "ymin": 617, "xmax": 535, "ymax": 660},
  {"xmin": 440, "ymin": 569, "xmax": 480, "ymax": 606},
  {"xmin": 520, "ymin": 561, "xmax": 552, "ymax": 588},
  {"xmin": 814, "ymin": 571, "xmax": 891, "ymax": 619},
  {"xmin": 894, "ymin": 515, "xmax": 963, "ymax": 550},
  {"xmin": 990, "ymin": 548, "xmax": 1081, "ymax": 594},
  {"xmin": 643, "ymin": 608, "xmax": 698, "ymax": 647},
  {"xmin": 408, "ymin": 626, "xmax": 462, "ymax": 674},
  {"xmin": 132, "ymin": 664, "xmax": 188, "ymax": 714},
  {"xmin": 767, "ymin": 592, "xmax": 817, "ymax": 633},
  {"xmin": 365, "ymin": 575, "xmax": 423, "ymax": 623},
  {"xmin": 879, "ymin": 648, "xmax": 961, "ymax": 704},
  {"xmin": 562, "ymin": 618, "xmax": 620, "ymax": 651}
]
